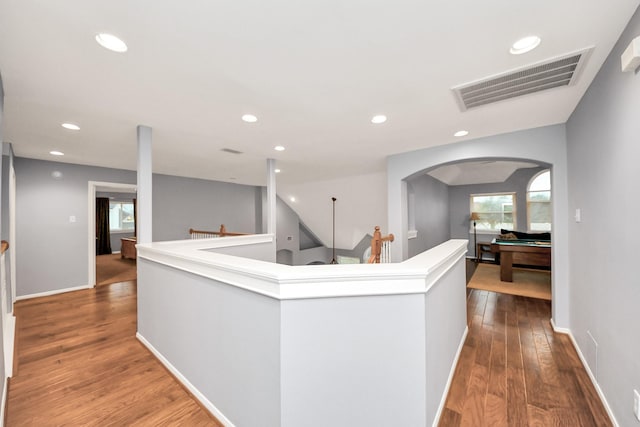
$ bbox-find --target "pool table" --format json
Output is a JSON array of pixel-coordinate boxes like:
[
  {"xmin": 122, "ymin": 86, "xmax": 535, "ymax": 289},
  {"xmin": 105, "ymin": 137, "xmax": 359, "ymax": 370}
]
[{"xmin": 490, "ymin": 238, "xmax": 551, "ymax": 282}]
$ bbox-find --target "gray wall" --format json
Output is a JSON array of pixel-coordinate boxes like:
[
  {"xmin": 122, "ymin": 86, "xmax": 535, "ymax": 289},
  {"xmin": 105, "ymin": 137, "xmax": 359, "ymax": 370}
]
[
  {"xmin": 0, "ymin": 70, "xmax": 7, "ymax": 400},
  {"xmin": 2, "ymin": 148, "xmax": 14, "ymax": 308},
  {"xmin": 15, "ymin": 158, "xmax": 137, "ymax": 297},
  {"xmin": 449, "ymin": 166, "xmax": 547, "ymax": 257},
  {"xmin": 15, "ymin": 158, "xmax": 262, "ymax": 297},
  {"xmin": 152, "ymin": 173, "xmax": 260, "ymax": 241},
  {"xmin": 565, "ymin": 6, "xmax": 640, "ymax": 426},
  {"xmin": 280, "ymin": 294, "xmax": 427, "ymax": 426},
  {"xmin": 407, "ymin": 174, "xmax": 450, "ymax": 258},
  {"xmin": 137, "ymin": 259, "xmax": 282, "ymax": 426}
]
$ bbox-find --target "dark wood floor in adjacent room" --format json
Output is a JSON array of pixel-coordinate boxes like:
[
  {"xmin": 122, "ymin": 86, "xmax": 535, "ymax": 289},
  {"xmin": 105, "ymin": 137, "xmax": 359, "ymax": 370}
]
[
  {"xmin": 439, "ymin": 286, "xmax": 612, "ymax": 426},
  {"xmin": 6, "ymin": 280, "xmax": 221, "ymax": 426}
]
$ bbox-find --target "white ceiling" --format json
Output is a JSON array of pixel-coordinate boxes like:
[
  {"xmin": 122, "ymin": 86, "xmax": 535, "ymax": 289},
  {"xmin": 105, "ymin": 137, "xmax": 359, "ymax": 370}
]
[
  {"xmin": 427, "ymin": 160, "xmax": 541, "ymax": 186},
  {"xmin": 0, "ymin": 1, "xmax": 638, "ymax": 190}
]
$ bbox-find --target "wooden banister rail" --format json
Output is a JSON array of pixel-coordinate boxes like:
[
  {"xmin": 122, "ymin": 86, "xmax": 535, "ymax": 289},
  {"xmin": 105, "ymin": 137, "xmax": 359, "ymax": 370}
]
[
  {"xmin": 367, "ymin": 226, "xmax": 394, "ymax": 264},
  {"xmin": 189, "ymin": 224, "xmax": 249, "ymax": 239}
]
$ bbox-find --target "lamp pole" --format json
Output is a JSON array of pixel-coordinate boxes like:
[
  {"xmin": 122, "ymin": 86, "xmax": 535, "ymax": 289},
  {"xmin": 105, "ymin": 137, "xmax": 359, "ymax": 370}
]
[
  {"xmin": 473, "ymin": 219, "xmax": 477, "ymax": 261},
  {"xmin": 330, "ymin": 197, "xmax": 337, "ymax": 264},
  {"xmin": 470, "ymin": 212, "xmax": 479, "ymax": 262}
]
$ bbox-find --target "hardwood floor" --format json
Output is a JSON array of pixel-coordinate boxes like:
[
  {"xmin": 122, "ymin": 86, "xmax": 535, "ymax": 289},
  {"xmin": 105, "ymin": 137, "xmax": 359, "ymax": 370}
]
[
  {"xmin": 439, "ymin": 288, "xmax": 613, "ymax": 426},
  {"xmin": 5, "ymin": 269, "xmax": 612, "ymax": 426},
  {"xmin": 6, "ymin": 280, "xmax": 221, "ymax": 426}
]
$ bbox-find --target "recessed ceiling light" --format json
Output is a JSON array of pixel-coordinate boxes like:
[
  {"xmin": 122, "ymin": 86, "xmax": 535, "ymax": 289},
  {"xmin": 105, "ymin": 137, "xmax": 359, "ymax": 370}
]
[
  {"xmin": 274, "ymin": 145, "xmax": 285, "ymax": 151},
  {"xmin": 95, "ymin": 33, "xmax": 128, "ymax": 53},
  {"xmin": 61, "ymin": 123, "xmax": 80, "ymax": 131},
  {"xmin": 275, "ymin": 168, "xmax": 281, "ymax": 173},
  {"xmin": 290, "ymin": 196, "xmax": 296, "ymax": 202},
  {"xmin": 510, "ymin": 36, "xmax": 541, "ymax": 55},
  {"xmin": 371, "ymin": 115, "xmax": 387, "ymax": 124},
  {"xmin": 454, "ymin": 130, "xmax": 469, "ymax": 137},
  {"xmin": 50, "ymin": 150, "xmax": 64, "ymax": 156},
  {"xmin": 242, "ymin": 114, "xmax": 258, "ymax": 123}
]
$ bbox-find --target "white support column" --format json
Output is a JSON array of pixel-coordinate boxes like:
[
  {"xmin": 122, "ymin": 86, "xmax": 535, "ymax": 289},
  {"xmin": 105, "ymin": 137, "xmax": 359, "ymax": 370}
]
[
  {"xmin": 137, "ymin": 125, "xmax": 153, "ymax": 244},
  {"xmin": 266, "ymin": 159, "xmax": 276, "ymax": 236}
]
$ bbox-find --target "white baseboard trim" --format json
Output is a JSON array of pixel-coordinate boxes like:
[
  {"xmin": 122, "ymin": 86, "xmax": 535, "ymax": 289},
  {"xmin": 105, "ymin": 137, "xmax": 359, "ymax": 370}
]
[
  {"xmin": 16, "ymin": 284, "xmax": 93, "ymax": 301},
  {"xmin": 549, "ymin": 322, "xmax": 618, "ymax": 426},
  {"xmin": 3, "ymin": 315, "xmax": 15, "ymax": 378},
  {"xmin": 432, "ymin": 325, "xmax": 469, "ymax": 427},
  {"xmin": 136, "ymin": 332, "xmax": 234, "ymax": 427},
  {"xmin": 1, "ymin": 374, "xmax": 7, "ymax": 427},
  {"xmin": 549, "ymin": 318, "xmax": 570, "ymax": 334}
]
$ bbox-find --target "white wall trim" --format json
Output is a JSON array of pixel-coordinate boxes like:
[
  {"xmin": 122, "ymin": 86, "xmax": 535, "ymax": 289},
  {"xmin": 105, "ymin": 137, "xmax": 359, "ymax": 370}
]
[
  {"xmin": 137, "ymin": 238, "xmax": 468, "ymax": 300},
  {"xmin": 432, "ymin": 325, "xmax": 469, "ymax": 427},
  {"xmin": 16, "ymin": 284, "xmax": 92, "ymax": 301},
  {"xmin": 2, "ymin": 315, "xmax": 14, "ymax": 379},
  {"xmin": 136, "ymin": 332, "xmax": 234, "ymax": 427},
  {"xmin": 1, "ymin": 375, "xmax": 7, "ymax": 427},
  {"xmin": 550, "ymin": 322, "xmax": 618, "ymax": 426},
  {"xmin": 549, "ymin": 318, "xmax": 570, "ymax": 335}
]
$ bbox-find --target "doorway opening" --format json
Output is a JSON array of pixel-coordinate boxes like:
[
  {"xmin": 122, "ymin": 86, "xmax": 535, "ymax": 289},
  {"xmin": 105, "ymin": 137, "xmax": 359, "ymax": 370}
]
[{"xmin": 88, "ymin": 181, "xmax": 137, "ymax": 287}]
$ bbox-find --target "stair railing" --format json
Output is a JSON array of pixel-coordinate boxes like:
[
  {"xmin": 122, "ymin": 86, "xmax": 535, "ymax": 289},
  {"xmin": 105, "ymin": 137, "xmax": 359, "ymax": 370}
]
[
  {"xmin": 367, "ymin": 226, "xmax": 394, "ymax": 263},
  {"xmin": 189, "ymin": 224, "xmax": 249, "ymax": 239}
]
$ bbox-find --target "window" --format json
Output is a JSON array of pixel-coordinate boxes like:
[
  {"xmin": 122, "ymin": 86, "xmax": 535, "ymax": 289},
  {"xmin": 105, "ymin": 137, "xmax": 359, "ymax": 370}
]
[
  {"xmin": 109, "ymin": 201, "xmax": 135, "ymax": 232},
  {"xmin": 527, "ymin": 170, "xmax": 551, "ymax": 231},
  {"xmin": 470, "ymin": 193, "xmax": 516, "ymax": 232}
]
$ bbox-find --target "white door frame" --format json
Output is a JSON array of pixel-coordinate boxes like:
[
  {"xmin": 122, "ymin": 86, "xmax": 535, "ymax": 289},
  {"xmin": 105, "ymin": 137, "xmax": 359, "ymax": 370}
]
[{"xmin": 88, "ymin": 181, "xmax": 137, "ymax": 287}]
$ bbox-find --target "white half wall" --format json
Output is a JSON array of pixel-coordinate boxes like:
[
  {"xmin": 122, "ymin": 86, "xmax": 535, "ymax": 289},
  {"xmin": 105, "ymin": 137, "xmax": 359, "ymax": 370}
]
[{"xmin": 136, "ymin": 237, "xmax": 468, "ymax": 426}]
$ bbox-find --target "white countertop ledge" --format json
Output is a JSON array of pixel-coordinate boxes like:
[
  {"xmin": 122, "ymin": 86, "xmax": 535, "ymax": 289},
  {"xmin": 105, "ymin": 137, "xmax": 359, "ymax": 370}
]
[{"xmin": 137, "ymin": 235, "xmax": 468, "ymax": 300}]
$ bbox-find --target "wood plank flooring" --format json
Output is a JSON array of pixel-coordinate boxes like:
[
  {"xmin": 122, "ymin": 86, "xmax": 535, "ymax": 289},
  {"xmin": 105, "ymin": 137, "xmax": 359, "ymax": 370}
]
[
  {"xmin": 5, "ymin": 269, "xmax": 612, "ymax": 426},
  {"xmin": 6, "ymin": 280, "xmax": 221, "ymax": 426},
  {"xmin": 439, "ymin": 287, "xmax": 613, "ymax": 426}
]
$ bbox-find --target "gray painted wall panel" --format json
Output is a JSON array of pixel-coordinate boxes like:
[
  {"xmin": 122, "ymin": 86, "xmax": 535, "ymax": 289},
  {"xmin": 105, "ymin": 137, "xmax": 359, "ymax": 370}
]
[
  {"xmin": 566, "ymin": 6, "xmax": 640, "ymax": 425},
  {"xmin": 14, "ymin": 158, "xmax": 137, "ymax": 296},
  {"xmin": 0, "ymin": 73, "xmax": 6, "ymax": 391},
  {"xmin": 407, "ymin": 174, "xmax": 450, "ymax": 258},
  {"xmin": 14, "ymin": 158, "xmax": 261, "ymax": 297},
  {"xmin": 137, "ymin": 259, "xmax": 281, "ymax": 426},
  {"xmin": 152, "ymin": 173, "xmax": 258, "ymax": 241},
  {"xmin": 281, "ymin": 294, "xmax": 427, "ymax": 426}
]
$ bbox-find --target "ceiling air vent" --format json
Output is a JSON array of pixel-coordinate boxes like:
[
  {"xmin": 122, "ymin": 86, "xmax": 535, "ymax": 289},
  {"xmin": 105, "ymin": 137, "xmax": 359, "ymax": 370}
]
[
  {"xmin": 221, "ymin": 148, "xmax": 243, "ymax": 154},
  {"xmin": 452, "ymin": 47, "xmax": 593, "ymax": 111}
]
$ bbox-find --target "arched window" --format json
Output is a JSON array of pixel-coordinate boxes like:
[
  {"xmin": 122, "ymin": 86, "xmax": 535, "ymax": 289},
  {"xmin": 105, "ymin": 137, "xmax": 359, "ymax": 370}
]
[{"xmin": 527, "ymin": 170, "xmax": 551, "ymax": 231}]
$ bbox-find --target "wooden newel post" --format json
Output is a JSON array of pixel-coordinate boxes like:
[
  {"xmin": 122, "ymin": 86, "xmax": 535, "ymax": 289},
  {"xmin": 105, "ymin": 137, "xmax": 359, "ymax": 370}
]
[{"xmin": 371, "ymin": 226, "xmax": 382, "ymax": 263}]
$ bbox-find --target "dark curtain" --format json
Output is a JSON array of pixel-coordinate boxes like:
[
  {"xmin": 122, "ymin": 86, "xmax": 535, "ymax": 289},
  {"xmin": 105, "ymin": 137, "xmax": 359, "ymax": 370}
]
[
  {"xmin": 96, "ymin": 197, "xmax": 112, "ymax": 255},
  {"xmin": 133, "ymin": 198, "xmax": 137, "ymax": 239}
]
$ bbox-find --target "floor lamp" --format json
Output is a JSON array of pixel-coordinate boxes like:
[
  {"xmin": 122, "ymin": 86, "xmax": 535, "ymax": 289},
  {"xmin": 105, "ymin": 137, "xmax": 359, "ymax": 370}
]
[
  {"xmin": 470, "ymin": 212, "xmax": 480, "ymax": 261},
  {"xmin": 330, "ymin": 197, "xmax": 337, "ymax": 264}
]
